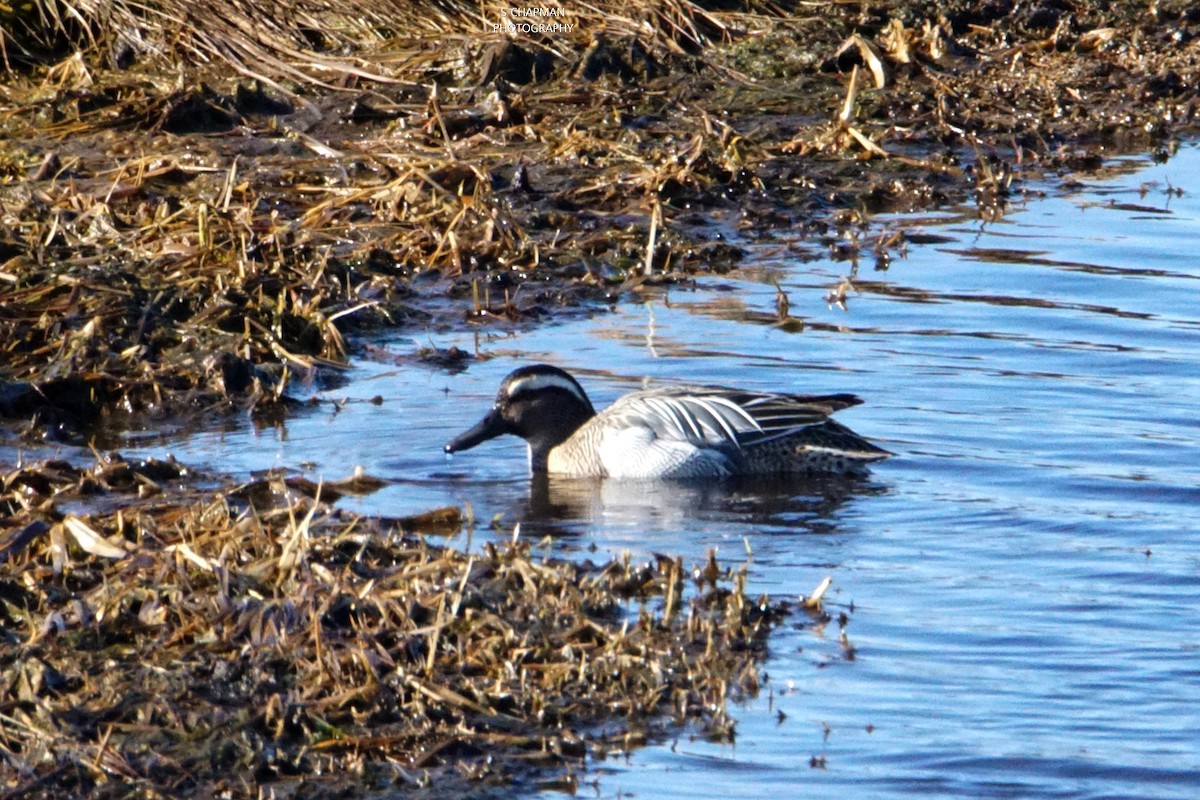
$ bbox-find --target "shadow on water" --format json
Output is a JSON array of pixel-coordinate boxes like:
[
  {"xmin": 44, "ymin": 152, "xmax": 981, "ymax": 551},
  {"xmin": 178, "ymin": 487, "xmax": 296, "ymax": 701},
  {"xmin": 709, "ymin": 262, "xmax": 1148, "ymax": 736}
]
[
  {"xmin": 404, "ymin": 468, "xmax": 890, "ymax": 547},
  {"xmin": 514, "ymin": 472, "xmax": 891, "ymax": 541}
]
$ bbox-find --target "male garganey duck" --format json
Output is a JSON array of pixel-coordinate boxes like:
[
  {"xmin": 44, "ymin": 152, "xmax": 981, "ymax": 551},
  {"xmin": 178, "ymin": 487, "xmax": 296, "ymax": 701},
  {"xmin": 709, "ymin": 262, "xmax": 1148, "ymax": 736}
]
[{"xmin": 445, "ymin": 364, "xmax": 890, "ymax": 479}]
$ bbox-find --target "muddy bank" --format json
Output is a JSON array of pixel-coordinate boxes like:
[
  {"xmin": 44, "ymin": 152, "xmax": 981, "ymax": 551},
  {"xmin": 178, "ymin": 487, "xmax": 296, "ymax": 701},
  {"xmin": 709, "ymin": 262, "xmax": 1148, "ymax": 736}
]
[
  {"xmin": 1, "ymin": 454, "xmax": 805, "ymax": 798},
  {"xmin": 1, "ymin": 0, "xmax": 1198, "ymax": 436}
]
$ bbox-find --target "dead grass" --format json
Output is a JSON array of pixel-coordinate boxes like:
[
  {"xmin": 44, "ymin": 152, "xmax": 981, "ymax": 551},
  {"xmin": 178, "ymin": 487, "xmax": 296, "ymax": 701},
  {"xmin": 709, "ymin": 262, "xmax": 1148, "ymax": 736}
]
[
  {"xmin": 1, "ymin": 0, "xmax": 776, "ymax": 84},
  {"xmin": 0, "ymin": 456, "xmax": 790, "ymax": 798},
  {"xmin": 2, "ymin": 0, "xmax": 1197, "ymax": 438}
]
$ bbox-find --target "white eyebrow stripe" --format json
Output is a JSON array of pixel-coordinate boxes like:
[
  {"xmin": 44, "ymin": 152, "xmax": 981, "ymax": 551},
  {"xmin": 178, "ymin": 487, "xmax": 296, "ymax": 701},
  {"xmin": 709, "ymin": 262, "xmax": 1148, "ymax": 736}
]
[{"xmin": 507, "ymin": 373, "xmax": 589, "ymax": 403}]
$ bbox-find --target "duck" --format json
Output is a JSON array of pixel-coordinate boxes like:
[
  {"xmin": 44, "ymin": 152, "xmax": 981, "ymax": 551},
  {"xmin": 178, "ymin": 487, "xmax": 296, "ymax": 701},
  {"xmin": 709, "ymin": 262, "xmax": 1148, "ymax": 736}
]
[{"xmin": 444, "ymin": 364, "xmax": 890, "ymax": 479}]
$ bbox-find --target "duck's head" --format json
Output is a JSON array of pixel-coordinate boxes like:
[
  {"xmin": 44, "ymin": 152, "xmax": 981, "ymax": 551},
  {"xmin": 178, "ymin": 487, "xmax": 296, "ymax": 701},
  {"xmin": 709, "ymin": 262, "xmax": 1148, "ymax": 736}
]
[{"xmin": 445, "ymin": 364, "xmax": 596, "ymax": 469}]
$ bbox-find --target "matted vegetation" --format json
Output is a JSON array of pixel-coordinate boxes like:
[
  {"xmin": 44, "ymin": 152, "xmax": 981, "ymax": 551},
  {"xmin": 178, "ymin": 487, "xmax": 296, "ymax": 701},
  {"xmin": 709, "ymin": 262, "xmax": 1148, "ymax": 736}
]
[
  {"xmin": 2, "ymin": 1, "xmax": 1197, "ymax": 433},
  {"xmin": 1, "ymin": 456, "xmax": 796, "ymax": 797}
]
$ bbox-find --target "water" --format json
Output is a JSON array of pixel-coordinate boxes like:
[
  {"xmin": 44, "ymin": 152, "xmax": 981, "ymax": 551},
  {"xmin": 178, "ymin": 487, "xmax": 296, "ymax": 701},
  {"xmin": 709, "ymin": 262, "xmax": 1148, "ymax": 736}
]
[{"xmin": 84, "ymin": 146, "xmax": 1200, "ymax": 797}]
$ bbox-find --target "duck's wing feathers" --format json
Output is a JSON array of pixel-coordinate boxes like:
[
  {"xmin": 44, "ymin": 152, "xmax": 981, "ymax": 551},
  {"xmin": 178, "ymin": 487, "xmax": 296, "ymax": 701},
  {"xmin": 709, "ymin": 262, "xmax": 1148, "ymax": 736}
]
[{"xmin": 603, "ymin": 386, "xmax": 861, "ymax": 450}]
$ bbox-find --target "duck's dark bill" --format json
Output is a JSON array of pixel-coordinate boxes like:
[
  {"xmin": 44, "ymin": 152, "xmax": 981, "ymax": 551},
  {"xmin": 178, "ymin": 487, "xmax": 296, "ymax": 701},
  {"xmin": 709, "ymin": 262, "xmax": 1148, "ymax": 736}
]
[{"xmin": 445, "ymin": 410, "xmax": 507, "ymax": 454}]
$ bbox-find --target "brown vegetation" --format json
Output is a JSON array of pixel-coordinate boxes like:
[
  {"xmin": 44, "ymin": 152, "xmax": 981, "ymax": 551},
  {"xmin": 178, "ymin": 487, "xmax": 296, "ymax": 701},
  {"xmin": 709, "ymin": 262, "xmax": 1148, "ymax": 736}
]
[
  {"xmin": 2, "ymin": 1, "xmax": 1198, "ymax": 432},
  {"xmin": 1, "ymin": 455, "xmax": 792, "ymax": 798}
]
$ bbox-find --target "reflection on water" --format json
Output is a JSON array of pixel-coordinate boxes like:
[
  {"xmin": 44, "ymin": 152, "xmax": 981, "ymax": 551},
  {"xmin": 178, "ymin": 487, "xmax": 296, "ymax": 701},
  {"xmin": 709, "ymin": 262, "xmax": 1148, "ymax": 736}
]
[
  {"xmin": 31, "ymin": 144, "xmax": 1200, "ymax": 800},
  {"xmin": 514, "ymin": 473, "xmax": 889, "ymax": 541}
]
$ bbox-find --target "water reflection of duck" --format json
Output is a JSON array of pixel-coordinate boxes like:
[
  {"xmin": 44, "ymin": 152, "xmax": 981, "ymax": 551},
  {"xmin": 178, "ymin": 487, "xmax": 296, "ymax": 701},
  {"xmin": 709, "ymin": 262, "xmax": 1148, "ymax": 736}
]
[
  {"xmin": 517, "ymin": 471, "xmax": 888, "ymax": 540},
  {"xmin": 445, "ymin": 365, "xmax": 890, "ymax": 479}
]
